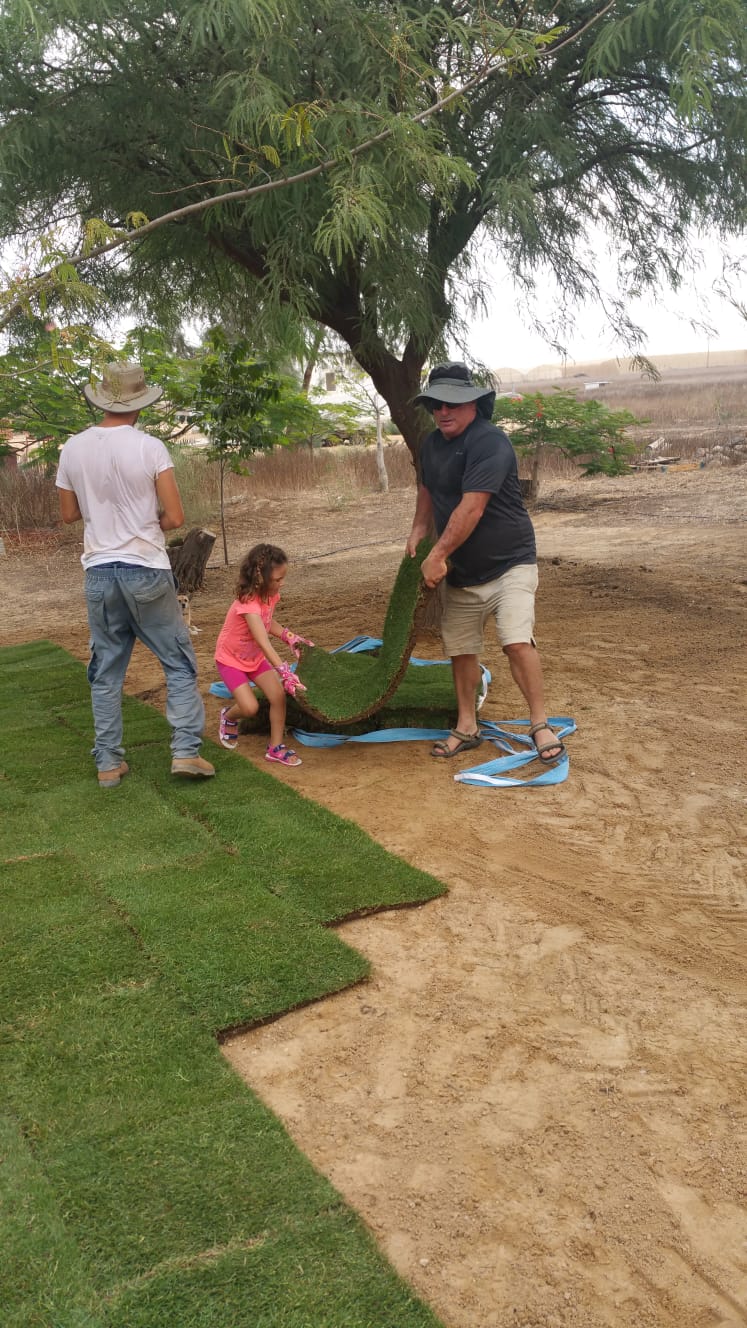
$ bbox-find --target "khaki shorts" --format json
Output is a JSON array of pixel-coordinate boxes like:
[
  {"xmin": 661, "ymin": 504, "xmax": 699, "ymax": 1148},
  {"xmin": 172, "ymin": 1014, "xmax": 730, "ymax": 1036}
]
[{"xmin": 440, "ymin": 563, "xmax": 539, "ymax": 656}]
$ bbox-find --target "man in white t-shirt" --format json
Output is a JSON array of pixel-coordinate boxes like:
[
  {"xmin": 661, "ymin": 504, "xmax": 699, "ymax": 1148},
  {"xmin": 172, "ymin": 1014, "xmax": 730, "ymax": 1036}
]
[{"xmin": 56, "ymin": 362, "xmax": 215, "ymax": 787}]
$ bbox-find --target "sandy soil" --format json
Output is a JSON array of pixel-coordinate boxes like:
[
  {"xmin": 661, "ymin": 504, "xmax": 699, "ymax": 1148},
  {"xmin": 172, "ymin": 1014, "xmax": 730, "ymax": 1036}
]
[{"xmin": 2, "ymin": 465, "xmax": 746, "ymax": 1328}]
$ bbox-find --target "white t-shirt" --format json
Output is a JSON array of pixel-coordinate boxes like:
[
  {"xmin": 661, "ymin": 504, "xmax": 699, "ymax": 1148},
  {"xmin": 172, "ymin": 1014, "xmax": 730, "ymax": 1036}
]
[{"xmin": 56, "ymin": 424, "xmax": 174, "ymax": 569}]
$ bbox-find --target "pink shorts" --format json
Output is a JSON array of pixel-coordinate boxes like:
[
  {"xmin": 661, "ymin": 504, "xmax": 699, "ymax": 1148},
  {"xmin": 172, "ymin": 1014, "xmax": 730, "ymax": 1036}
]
[{"xmin": 215, "ymin": 658, "xmax": 273, "ymax": 691}]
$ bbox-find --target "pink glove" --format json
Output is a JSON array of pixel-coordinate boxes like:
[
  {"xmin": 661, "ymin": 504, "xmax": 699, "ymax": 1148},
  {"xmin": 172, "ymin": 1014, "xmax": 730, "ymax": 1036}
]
[
  {"xmin": 281, "ymin": 628, "xmax": 315, "ymax": 658},
  {"xmin": 276, "ymin": 661, "xmax": 307, "ymax": 695}
]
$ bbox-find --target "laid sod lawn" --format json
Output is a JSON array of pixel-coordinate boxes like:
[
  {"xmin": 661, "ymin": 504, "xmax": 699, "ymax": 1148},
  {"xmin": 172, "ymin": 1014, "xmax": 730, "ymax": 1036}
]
[{"xmin": 1, "ymin": 641, "xmax": 446, "ymax": 1328}]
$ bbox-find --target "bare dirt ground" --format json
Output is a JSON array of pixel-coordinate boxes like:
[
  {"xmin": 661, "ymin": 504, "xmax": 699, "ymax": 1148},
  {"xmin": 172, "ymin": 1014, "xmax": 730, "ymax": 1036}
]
[{"xmin": 2, "ymin": 465, "xmax": 746, "ymax": 1328}]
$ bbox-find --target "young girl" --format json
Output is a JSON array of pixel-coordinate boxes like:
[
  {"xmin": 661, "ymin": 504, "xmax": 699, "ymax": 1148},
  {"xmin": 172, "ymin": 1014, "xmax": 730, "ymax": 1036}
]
[{"xmin": 214, "ymin": 543, "xmax": 313, "ymax": 767}]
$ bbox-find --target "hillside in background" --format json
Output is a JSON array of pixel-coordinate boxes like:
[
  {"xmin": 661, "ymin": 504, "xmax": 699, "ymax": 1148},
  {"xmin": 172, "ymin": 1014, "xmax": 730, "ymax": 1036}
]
[
  {"xmin": 494, "ymin": 347, "xmax": 747, "ymax": 387},
  {"xmin": 490, "ymin": 349, "xmax": 747, "ymax": 470}
]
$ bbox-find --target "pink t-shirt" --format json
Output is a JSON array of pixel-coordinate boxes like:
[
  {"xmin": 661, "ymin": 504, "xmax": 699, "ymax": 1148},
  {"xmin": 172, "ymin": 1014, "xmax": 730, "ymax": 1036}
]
[{"xmin": 214, "ymin": 593, "xmax": 279, "ymax": 672}]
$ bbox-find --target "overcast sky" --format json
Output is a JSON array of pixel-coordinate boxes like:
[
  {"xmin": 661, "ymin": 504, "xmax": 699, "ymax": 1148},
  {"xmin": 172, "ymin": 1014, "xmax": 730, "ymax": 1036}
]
[{"xmin": 456, "ymin": 233, "xmax": 746, "ymax": 372}]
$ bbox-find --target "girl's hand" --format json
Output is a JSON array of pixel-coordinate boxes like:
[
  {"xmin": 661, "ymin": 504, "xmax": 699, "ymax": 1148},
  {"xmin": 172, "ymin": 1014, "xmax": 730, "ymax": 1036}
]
[
  {"xmin": 281, "ymin": 628, "xmax": 315, "ymax": 658},
  {"xmin": 276, "ymin": 661, "xmax": 307, "ymax": 695}
]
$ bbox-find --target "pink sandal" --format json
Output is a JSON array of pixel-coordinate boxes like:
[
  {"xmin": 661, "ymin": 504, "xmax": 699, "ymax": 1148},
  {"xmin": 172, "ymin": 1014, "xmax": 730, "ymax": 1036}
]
[
  {"xmin": 265, "ymin": 743, "xmax": 302, "ymax": 767},
  {"xmin": 219, "ymin": 707, "xmax": 239, "ymax": 750}
]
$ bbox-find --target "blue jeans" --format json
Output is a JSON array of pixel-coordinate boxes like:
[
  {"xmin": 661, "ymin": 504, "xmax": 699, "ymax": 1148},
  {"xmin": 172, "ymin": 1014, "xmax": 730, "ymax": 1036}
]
[{"xmin": 85, "ymin": 564, "xmax": 205, "ymax": 771}]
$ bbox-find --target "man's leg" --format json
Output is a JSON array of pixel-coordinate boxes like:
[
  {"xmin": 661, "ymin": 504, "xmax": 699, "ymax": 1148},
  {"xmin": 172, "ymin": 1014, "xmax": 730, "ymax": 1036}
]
[
  {"xmin": 120, "ymin": 568, "xmax": 206, "ymax": 759},
  {"xmin": 502, "ymin": 642, "xmax": 562, "ymax": 758},
  {"xmin": 435, "ymin": 582, "xmax": 486, "ymax": 754},
  {"xmin": 494, "ymin": 564, "xmax": 563, "ymax": 760},
  {"xmin": 85, "ymin": 570, "xmax": 136, "ymax": 772},
  {"xmin": 443, "ymin": 653, "xmax": 482, "ymax": 749}
]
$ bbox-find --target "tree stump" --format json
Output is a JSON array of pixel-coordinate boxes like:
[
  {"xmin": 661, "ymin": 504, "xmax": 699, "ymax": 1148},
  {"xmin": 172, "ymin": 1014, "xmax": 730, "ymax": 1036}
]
[{"xmin": 167, "ymin": 527, "xmax": 216, "ymax": 593}]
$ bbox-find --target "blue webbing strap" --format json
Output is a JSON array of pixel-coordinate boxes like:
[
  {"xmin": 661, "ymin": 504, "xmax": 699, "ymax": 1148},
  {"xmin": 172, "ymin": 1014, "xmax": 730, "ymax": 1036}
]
[
  {"xmin": 210, "ymin": 644, "xmax": 491, "ymax": 700},
  {"xmin": 454, "ymin": 718, "xmax": 576, "ymax": 788},
  {"xmin": 290, "ymin": 716, "xmax": 576, "ymax": 788},
  {"xmin": 210, "ymin": 640, "xmax": 572, "ymax": 787},
  {"xmin": 456, "ymin": 751, "xmax": 570, "ymax": 788},
  {"xmin": 291, "ymin": 727, "xmax": 448, "ymax": 747},
  {"xmin": 290, "ymin": 716, "xmax": 574, "ymax": 770}
]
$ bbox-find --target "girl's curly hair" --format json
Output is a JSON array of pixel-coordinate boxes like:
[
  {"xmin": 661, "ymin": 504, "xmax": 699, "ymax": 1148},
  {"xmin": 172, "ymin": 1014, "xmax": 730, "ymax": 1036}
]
[{"xmin": 236, "ymin": 543, "xmax": 288, "ymax": 601}]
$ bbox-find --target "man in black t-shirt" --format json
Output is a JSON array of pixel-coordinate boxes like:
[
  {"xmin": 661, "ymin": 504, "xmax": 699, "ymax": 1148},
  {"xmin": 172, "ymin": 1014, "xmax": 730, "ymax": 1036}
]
[{"xmin": 406, "ymin": 362, "xmax": 564, "ymax": 762}]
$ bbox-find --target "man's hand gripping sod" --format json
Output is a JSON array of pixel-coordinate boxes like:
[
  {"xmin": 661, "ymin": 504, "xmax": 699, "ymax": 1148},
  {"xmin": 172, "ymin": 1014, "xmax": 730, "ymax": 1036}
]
[{"xmin": 419, "ymin": 548, "xmax": 449, "ymax": 589}]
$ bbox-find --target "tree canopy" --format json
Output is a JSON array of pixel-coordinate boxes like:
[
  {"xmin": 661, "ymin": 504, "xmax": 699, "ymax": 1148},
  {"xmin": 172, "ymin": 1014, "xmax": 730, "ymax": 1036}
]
[{"xmin": 1, "ymin": 0, "xmax": 745, "ymax": 453}]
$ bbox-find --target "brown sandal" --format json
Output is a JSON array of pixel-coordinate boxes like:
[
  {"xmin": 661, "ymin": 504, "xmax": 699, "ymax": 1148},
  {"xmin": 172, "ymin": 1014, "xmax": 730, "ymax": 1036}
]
[
  {"xmin": 431, "ymin": 728, "xmax": 483, "ymax": 759},
  {"xmin": 528, "ymin": 721, "xmax": 565, "ymax": 762}
]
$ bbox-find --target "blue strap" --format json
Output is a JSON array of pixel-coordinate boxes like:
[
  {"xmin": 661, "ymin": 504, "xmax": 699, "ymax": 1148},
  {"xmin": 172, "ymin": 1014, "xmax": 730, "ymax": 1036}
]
[
  {"xmin": 330, "ymin": 635, "xmax": 382, "ymax": 654},
  {"xmin": 456, "ymin": 750, "xmax": 570, "ymax": 788},
  {"xmin": 212, "ymin": 639, "xmax": 571, "ymax": 788},
  {"xmin": 210, "ymin": 651, "xmax": 490, "ymax": 690},
  {"xmin": 454, "ymin": 716, "xmax": 575, "ymax": 786},
  {"xmin": 291, "ymin": 727, "xmax": 448, "ymax": 747},
  {"xmin": 291, "ymin": 715, "xmax": 575, "ymax": 787},
  {"xmin": 330, "ymin": 637, "xmax": 492, "ymax": 680}
]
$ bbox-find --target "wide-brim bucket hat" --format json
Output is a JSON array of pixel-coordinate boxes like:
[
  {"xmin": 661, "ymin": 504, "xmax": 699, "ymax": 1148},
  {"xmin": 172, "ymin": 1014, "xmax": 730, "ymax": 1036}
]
[
  {"xmin": 84, "ymin": 362, "xmax": 163, "ymax": 413},
  {"xmin": 413, "ymin": 361, "xmax": 495, "ymax": 407}
]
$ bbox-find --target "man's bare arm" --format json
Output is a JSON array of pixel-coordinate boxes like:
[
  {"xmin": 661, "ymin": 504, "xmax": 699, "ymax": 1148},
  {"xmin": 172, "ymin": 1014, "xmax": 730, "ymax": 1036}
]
[
  {"xmin": 58, "ymin": 488, "xmax": 83, "ymax": 524},
  {"xmin": 420, "ymin": 491, "xmax": 490, "ymax": 588},
  {"xmin": 155, "ymin": 468, "xmax": 185, "ymax": 531}
]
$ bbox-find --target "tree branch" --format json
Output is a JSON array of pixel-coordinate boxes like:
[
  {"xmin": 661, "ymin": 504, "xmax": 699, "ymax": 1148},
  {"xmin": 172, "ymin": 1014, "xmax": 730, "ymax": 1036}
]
[{"xmin": 0, "ymin": 1, "xmax": 615, "ymax": 331}]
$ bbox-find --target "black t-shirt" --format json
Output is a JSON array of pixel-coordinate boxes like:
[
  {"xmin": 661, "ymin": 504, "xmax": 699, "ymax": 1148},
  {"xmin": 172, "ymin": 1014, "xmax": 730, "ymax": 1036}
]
[{"xmin": 420, "ymin": 417, "xmax": 536, "ymax": 586}]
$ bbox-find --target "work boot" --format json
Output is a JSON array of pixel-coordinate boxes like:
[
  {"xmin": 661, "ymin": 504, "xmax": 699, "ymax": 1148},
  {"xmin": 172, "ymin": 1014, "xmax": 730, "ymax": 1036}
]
[
  {"xmin": 171, "ymin": 755, "xmax": 216, "ymax": 779},
  {"xmin": 98, "ymin": 761, "xmax": 129, "ymax": 789}
]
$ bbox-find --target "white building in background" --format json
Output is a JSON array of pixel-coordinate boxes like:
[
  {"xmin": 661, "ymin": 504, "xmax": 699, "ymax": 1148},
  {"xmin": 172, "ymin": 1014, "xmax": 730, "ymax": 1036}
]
[
  {"xmin": 0, "ymin": 430, "xmax": 39, "ymax": 467},
  {"xmin": 306, "ymin": 356, "xmax": 379, "ymax": 428},
  {"xmin": 162, "ymin": 357, "xmax": 397, "ymax": 449}
]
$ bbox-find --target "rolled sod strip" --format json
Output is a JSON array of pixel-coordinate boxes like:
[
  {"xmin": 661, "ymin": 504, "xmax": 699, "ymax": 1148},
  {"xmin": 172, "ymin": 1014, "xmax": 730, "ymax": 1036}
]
[{"xmin": 294, "ymin": 539, "xmax": 433, "ymax": 725}]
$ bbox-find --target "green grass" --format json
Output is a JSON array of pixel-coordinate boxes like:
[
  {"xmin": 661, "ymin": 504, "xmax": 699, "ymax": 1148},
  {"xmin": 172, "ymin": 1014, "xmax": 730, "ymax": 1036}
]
[
  {"xmin": 295, "ymin": 541, "xmax": 432, "ymax": 725},
  {"xmin": 244, "ymin": 657, "xmax": 460, "ymax": 737},
  {"xmin": 0, "ymin": 640, "xmax": 446, "ymax": 1327}
]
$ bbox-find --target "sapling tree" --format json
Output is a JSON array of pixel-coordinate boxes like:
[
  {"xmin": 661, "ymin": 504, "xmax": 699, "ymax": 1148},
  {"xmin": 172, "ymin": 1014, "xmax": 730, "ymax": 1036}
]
[
  {"xmin": 497, "ymin": 390, "xmax": 641, "ymax": 498},
  {"xmin": 331, "ymin": 358, "xmax": 392, "ymax": 492},
  {"xmin": 193, "ymin": 332, "xmax": 285, "ymax": 563}
]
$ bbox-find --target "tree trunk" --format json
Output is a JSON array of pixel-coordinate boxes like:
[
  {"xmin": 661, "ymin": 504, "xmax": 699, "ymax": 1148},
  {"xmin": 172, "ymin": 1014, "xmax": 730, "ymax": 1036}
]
[
  {"xmin": 219, "ymin": 461, "xmax": 228, "ymax": 565},
  {"xmin": 301, "ymin": 326, "xmax": 325, "ymax": 394},
  {"xmin": 312, "ymin": 318, "xmax": 429, "ymax": 466},
  {"xmin": 529, "ymin": 444, "xmax": 543, "ymax": 503},
  {"xmin": 167, "ymin": 527, "xmax": 216, "ymax": 593},
  {"xmin": 374, "ymin": 406, "xmax": 389, "ymax": 493},
  {"xmin": 361, "ymin": 354, "xmax": 428, "ymax": 469}
]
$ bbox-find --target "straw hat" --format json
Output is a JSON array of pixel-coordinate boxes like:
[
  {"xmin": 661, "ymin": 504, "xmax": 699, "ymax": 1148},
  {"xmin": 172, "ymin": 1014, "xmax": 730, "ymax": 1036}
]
[{"xmin": 84, "ymin": 362, "xmax": 163, "ymax": 413}]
